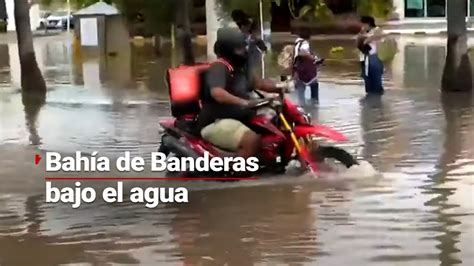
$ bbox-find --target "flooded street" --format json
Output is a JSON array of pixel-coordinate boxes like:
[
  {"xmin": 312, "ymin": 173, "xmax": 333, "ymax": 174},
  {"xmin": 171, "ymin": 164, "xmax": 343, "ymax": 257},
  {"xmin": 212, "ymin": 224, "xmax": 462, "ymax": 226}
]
[{"xmin": 0, "ymin": 33, "xmax": 473, "ymax": 265}]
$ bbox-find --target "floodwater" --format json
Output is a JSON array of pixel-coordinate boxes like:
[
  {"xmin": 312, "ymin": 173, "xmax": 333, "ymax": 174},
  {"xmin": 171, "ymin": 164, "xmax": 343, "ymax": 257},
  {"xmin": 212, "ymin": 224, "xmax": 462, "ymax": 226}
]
[{"xmin": 0, "ymin": 33, "xmax": 473, "ymax": 265}]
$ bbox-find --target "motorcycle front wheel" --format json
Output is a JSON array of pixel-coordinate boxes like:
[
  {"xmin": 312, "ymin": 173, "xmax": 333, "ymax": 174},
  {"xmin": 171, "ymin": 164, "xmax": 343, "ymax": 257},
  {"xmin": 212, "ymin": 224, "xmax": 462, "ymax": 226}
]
[{"xmin": 312, "ymin": 146, "xmax": 358, "ymax": 168}]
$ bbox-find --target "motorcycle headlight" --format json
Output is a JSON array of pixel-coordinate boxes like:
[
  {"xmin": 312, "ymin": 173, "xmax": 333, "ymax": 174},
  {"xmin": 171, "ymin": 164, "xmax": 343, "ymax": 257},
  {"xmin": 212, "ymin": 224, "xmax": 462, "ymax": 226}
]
[{"xmin": 296, "ymin": 106, "xmax": 311, "ymax": 124}]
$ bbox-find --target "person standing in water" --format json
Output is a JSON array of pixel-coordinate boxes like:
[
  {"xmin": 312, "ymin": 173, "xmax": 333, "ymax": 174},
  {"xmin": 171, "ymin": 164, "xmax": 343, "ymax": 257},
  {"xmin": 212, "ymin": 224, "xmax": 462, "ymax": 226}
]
[
  {"xmin": 231, "ymin": 10, "xmax": 267, "ymax": 78},
  {"xmin": 293, "ymin": 28, "xmax": 323, "ymax": 105},
  {"xmin": 356, "ymin": 16, "xmax": 386, "ymax": 95},
  {"xmin": 231, "ymin": 10, "xmax": 267, "ymax": 53}
]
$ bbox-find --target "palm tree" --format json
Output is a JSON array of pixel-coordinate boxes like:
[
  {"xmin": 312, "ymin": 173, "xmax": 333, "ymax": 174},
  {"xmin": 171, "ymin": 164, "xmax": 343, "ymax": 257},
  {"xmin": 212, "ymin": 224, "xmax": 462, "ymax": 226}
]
[
  {"xmin": 441, "ymin": 0, "xmax": 473, "ymax": 92},
  {"xmin": 14, "ymin": 0, "xmax": 47, "ymax": 92}
]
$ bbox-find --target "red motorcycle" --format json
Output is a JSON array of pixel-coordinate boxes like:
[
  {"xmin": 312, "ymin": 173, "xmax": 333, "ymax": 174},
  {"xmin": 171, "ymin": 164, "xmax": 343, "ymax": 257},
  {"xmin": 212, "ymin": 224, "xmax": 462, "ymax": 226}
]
[{"xmin": 157, "ymin": 64, "xmax": 358, "ymax": 177}]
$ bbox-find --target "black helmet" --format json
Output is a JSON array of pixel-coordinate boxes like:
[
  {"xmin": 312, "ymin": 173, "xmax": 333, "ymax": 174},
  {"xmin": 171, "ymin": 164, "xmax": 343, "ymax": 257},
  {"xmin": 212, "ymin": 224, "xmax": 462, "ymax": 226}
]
[{"xmin": 214, "ymin": 27, "xmax": 248, "ymax": 67}]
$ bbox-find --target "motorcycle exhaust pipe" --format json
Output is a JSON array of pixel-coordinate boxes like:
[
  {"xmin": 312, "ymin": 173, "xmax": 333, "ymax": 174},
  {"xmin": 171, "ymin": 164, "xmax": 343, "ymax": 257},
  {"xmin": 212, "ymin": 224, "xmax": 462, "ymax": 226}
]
[{"xmin": 161, "ymin": 135, "xmax": 201, "ymax": 159}]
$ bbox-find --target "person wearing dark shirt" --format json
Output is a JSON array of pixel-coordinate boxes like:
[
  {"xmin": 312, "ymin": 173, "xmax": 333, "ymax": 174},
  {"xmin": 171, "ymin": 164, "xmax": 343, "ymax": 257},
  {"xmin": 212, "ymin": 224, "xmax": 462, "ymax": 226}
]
[
  {"xmin": 197, "ymin": 28, "xmax": 292, "ymax": 159},
  {"xmin": 231, "ymin": 10, "xmax": 267, "ymax": 53},
  {"xmin": 231, "ymin": 10, "xmax": 267, "ymax": 79}
]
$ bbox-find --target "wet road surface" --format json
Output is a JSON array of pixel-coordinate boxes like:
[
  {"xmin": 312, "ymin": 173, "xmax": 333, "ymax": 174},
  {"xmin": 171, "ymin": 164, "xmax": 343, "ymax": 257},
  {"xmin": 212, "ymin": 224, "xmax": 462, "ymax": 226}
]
[{"xmin": 0, "ymin": 34, "xmax": 473, "ymax": 265}]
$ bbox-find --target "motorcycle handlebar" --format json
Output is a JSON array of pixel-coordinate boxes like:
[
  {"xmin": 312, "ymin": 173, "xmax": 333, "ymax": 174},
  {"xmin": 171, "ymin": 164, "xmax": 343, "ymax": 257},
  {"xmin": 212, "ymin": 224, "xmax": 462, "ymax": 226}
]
[
  {"xmin": 247, "ymin": 98, "xmax": 273, "ymax": 109},
  {"xmin": 247, "ymin": 94, "xmax": 284, "ymax": 110}
]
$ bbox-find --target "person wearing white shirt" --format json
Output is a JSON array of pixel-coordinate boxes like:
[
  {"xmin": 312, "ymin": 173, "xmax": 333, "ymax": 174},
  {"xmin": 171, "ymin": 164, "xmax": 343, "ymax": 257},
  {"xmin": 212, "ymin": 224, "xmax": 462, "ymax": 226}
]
[
  {"xmin": 292, "ymin": 28, "xmax": 323, "ymax": 105},
  {"xmin": 356, "ymin": 16, "xmax": 385, "ymax": 95}
]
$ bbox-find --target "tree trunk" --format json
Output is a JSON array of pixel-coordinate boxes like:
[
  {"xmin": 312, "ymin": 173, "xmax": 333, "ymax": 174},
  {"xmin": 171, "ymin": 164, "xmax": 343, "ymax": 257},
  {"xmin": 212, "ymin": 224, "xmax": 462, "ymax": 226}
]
[
  {"xmin": 175, "ymin": 0, "xmax": 195, "ymax": 65},
  {"xmin": 22, "ymin": 89, "xmax": 45, "ymax": 145},
  {"xmin": 0, "ymin": 0, "xmax": 7, "ymax": 21},
  {"xmin": 14, "ymin": 0, "xmax": 46, "ymax": 92},
  {"xmin": 441, "ymin": 0, "xmax": 473, "ymax": 92}
]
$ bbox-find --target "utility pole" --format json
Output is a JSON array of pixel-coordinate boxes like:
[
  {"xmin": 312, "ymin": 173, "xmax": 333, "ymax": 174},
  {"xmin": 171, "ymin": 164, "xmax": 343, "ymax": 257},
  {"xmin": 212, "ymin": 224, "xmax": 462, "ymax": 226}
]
[{"xmin": 66, "ymin": 0, "xmax": 70, "ymax": 31}]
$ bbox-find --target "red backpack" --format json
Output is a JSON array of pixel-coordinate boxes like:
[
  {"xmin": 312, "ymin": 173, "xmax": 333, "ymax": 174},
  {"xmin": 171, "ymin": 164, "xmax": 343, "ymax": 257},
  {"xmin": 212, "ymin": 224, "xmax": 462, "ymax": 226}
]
[{"xmin": 166, "ymin": 59, "xmax": 234, "ymax": 118}]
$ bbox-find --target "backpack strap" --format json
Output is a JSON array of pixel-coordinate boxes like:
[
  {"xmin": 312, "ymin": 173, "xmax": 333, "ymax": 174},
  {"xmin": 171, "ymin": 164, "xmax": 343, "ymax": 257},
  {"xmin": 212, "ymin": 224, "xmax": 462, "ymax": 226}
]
[
  {"xmin": 292, "ymin": 39, "xmax": 306, "ymax": 70},
  {"xmin": 214, "ymin": 58, "xmax": 234, "ymax": 73},
  {"xmin": 293, "ymin": 40, "xmax": 305, "ymax": 59}
]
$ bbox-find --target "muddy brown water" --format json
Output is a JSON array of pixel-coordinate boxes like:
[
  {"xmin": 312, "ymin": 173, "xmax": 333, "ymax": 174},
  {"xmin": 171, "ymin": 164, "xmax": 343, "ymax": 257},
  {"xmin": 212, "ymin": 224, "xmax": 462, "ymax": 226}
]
[{"xmin": 0, "ymin": 34, "xmax": 473, "ymax": 265}]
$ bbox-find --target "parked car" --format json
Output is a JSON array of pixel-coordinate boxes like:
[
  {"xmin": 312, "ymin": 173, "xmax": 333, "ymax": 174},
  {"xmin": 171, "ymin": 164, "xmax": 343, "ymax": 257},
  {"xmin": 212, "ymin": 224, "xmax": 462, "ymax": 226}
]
[{"xmin": 44, "ymin": 11, "xmax": 74, "ymax": 30}]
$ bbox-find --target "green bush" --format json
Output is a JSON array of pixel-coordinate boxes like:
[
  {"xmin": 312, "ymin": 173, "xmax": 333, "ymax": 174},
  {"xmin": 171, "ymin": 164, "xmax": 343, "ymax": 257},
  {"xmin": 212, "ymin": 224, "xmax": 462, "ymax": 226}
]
[{"xmin": 0, "ymin": 20, "xmax": 6, "ymax": 33}]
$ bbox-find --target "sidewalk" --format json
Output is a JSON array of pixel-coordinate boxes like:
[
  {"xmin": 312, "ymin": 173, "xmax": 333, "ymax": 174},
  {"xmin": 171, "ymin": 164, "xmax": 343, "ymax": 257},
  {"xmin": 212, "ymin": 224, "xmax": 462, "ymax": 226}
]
[{"xmin": 0, "ymin": 30, "xmax": 65, "ymax": 43}]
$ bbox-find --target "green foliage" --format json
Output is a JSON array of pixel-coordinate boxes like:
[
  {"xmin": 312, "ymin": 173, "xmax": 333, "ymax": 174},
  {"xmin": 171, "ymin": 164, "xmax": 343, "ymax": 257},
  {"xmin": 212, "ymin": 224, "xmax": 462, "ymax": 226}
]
[
  {"xmin": 217, "ymin": 0, "xmax": 273, "ymax": 23},
  {"xmin": 40, "ymin": 0, "xmax": 115, "ymax": 9},
  {"xmin": 117, "ymin": 0, "xmax": 175, "ymax": 35},
  {"xmin": 298, "ymin": 5, "xmax": 312, "ymax": 18},
  {"xmin": 0, "ymin": 20, "xmax": 6, "ymax": 32},
  {"xmin": 329, "ymin": 46, "xmax": 345, "ymax": 60},
  {"xmin": 356, "ymin": 0, "xmax": 394, "ymax": 19},
  {"xmin": 40, "ymin": 0, "xmax": 395, "ymax": 36},
  {"xmin": 289, "ymin": 0, "xmax": 333, "ymax": 22},
  {"xmin": 284, "ymin": 0, "xmax": 394, "ymax": 20}
]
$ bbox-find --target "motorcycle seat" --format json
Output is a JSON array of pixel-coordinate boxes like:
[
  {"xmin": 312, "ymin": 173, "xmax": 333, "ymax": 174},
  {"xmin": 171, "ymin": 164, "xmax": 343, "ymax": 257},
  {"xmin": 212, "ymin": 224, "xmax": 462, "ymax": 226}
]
[
  {"xmin": 210, "ymin": 144, "xmax": 235, "ymax": 155},
  {"xmin": 175, "ymin": 118, "xmax": 199, "ymax": 136}
]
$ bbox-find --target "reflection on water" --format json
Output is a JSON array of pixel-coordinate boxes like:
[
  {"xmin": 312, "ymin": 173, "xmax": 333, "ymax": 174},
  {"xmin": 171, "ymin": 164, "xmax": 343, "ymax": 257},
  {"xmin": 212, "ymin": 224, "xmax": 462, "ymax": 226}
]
[
  {"xmin": 403, "ymin": 45, "xmax": 446, "ymax": 90},
  {"xmin": 0, "ymin": 34, "xmax": 473, "ymax": 265}
]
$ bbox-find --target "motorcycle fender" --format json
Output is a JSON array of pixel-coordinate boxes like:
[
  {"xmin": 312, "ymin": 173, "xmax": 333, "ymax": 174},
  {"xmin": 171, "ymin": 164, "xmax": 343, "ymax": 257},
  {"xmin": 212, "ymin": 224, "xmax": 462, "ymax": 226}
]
[
  {"xmin": 159, "ymin": 118, "xmax": 175, "ymax": 128},
  {"xmin": 293, "ymin": 125, "xmax": 348, "ymax": 142},
  {"xmin": 158, "ymin": 118, "xmax": 182, "ymax": 139},
  {"xmin": 251, "ymin": 116, "xmax": 285, "ymax": 138}
]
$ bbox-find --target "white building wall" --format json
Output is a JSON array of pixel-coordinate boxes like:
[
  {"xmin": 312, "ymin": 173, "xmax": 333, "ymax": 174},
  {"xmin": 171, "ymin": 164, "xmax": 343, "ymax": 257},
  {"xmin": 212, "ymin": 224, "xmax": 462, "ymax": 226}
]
[
  {"xmin": 5, "ymin": 0, "xmax": 41, "ymax": 31},
  {"xmin": 393, "ymin": 0, "xmax": 405, "ymax": 19},
  {"xmin": 5, "ymin": 0, "xmax": 15, "ymax": 31},
  {"xmin": 205, "ymin": 0, "xmax": 238, "ymax": 59},
  {"xmin": 29, "ymin": 4, "xmax": 40, "ymax": 30}
]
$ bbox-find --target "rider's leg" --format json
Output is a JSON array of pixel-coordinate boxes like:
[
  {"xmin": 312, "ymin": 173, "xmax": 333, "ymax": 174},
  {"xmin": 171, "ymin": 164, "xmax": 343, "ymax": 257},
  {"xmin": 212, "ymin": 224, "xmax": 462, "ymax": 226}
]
[
  {"xmin": 237, "ymin": 130, "xmax": 261, "ymax": 158},
  {"xmin": 201, "ymin": 119, "xmax": 260, "ymax": 158}
]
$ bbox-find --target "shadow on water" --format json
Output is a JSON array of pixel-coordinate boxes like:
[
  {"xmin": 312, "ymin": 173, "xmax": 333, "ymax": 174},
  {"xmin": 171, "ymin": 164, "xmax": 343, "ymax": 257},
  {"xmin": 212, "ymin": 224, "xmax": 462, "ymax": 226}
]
[
  {"xmin": 359, "ymin": 95, "xmax": 400, "ymax": 171},
  {"xmin": 436, "ymin": 92, "xmax": 474, "ymax": 177},
  {"xmin": 359, "ymin": 95, "xmax": 384, "ymax": 166},
  {"xmin": 21, "ymin": 90, "xmax": 45, "ymax": 146},
  {"xmin": 423, "ymin": 91, "xmax": 474, "ymax": 266},
  {"xmin": 0, "ymin": 44, "xmax": 9, "ymax": 85}
]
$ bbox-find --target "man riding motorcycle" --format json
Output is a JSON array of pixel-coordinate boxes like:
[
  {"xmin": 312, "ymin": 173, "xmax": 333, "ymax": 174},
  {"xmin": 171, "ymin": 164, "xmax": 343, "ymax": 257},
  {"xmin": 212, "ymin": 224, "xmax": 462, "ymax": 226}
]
[{"xmin": 197, "ymin": 28, "xmax": 293, "ymax": 159}]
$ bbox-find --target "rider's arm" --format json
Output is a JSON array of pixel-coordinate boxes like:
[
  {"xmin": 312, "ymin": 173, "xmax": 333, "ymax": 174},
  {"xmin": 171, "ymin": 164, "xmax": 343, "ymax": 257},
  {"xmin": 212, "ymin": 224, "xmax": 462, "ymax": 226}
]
[
  {"xmin": 211, "ymin": 87, "xmax": 248, "ymax": 106},
  {"xmin": 253, "ymin": 75, "xmax": 291, "ymax": 94},
  {"xmin": 253, "ymin": 76, "xmax": 282, "ymax": 93},
  {"xmin": 207, "ymin": 64, "xmax": 248, "ymax": 106}
]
